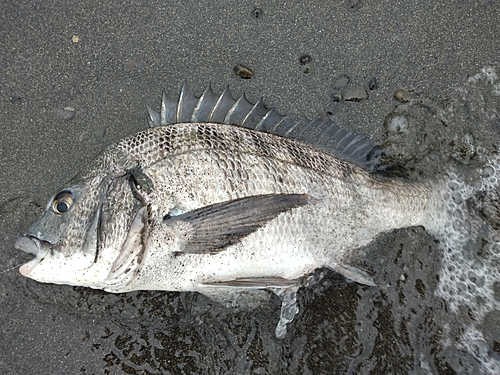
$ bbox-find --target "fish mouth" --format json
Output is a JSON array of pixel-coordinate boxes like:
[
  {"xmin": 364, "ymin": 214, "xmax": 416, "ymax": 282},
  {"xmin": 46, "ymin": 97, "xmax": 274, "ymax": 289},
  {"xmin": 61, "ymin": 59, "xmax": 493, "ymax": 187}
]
[
  {"xmin": 15, "ymin": 236, "xmax": 45, "ymax": 255},
  {"xmin": 15, "ymin": 236, "xmax": 51, "ymax": 276}
]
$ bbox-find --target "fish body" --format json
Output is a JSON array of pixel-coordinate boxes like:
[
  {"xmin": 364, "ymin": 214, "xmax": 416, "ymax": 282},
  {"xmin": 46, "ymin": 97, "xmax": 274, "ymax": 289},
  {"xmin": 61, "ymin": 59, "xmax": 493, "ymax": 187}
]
[
  {"xmin": 17, "ymin": 120, "xmax": 430, "ymax": 292},
  {"xmin": 15, "ymin": 83, "xmax": 442, "ymax": 335}
]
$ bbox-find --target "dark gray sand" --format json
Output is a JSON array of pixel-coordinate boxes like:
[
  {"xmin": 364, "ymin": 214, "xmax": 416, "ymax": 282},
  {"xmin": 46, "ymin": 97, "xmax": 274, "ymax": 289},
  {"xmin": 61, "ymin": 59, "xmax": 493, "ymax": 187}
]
[{"xmin": 1, "ymin": 1, "xmax": 500, "ymax": 374}]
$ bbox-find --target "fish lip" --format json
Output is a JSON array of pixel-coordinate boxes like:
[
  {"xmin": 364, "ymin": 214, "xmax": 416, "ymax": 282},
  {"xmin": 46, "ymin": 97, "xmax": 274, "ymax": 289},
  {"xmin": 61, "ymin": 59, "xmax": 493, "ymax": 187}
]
[
  {"xmin": 15, "ymin": 236, "xmax": 51, "ymax": 256},
  {"xmin": 16, "ymin": 236, "xmax": 52, "ymax": 277}
]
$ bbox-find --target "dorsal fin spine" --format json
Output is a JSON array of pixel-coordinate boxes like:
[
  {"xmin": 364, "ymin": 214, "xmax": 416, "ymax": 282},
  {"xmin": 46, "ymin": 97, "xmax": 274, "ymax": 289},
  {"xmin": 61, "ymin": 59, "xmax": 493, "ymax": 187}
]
[
  {"xmin": 254, "ymin": 108, "xmax": 286, "ymax": 133},
  {"xmin": 192, "ymin": 83, "xmax": 216, "ymax": 122},
  {"xmin": 208, "ymin": 85, "xmax": 235, "ymax": 123},
  {"xmin": 282, "ymin": 119, "xmax": 299, "ymax": 137},
  {"xmin": 223, "ymin": 94, "xmax": 244, "ymax": 124},
  {"xmin": 177, "ymin": 81, "xmax": 198, "ymax": 123},
  {"xmin": 176, "ymin": 80, "xmax": 188, "ymax": 122},
  {"xmin": 242, "ymin": 98, "xmax": 273, "ymax": 129},
  {"xmin": 145, "ymin": 103, "xmax": 160, "ymax": 127},
  {"xmin": 161, "ymin": 90, "xmax": 177, "ymax": 125}
]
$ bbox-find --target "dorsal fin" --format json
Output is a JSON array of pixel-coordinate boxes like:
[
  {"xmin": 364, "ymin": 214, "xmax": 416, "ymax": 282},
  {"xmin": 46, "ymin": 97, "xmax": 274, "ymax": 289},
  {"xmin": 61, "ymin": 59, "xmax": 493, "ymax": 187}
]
[{"xmin": 146, "ymin": 82, "xmax": 384, "ymax": 172}]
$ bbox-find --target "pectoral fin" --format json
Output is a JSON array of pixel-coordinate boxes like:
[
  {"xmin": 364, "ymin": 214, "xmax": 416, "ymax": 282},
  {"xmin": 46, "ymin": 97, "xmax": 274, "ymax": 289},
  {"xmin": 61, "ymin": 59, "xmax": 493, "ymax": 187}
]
[
  {"xmin": 200, "ymin": 276, "xmax": 298, "ymax": 289},
  {"xmin": 163, "ymin": 193, "xmax": 314, "ymax": 254}
]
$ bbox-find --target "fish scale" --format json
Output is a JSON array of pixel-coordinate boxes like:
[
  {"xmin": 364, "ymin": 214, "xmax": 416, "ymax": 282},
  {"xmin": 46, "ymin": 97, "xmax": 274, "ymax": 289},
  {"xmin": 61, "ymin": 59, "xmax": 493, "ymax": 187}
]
[
  {"xmin": 117, "ymin": 123, "xmax": 357, "ymax": 181},
  {"xmin": 108, "ymin": 124, "xmax": 430, "ymax": 291}
]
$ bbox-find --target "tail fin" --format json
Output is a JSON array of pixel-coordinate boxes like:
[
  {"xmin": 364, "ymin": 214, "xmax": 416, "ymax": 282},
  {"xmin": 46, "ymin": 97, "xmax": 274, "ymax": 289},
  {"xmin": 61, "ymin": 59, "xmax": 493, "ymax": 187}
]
[
  {"xmin": 423, "ymin": 158, "xmax": 500, "ymax": 372},
  {"xmin": 426, "ymin": 162, "xmax": 500, "ymax": 315}
]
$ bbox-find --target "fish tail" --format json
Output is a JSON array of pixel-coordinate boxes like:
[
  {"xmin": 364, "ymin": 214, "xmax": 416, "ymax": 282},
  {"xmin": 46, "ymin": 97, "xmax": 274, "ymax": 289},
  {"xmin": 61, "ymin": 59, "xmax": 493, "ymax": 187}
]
[
  {"xmin": 424, "ymin": 157, "xmax": 500, "ymax": 338},
  {"xmin": 427, "ymin": 156, "xmax": 500, "ymax": 370}
]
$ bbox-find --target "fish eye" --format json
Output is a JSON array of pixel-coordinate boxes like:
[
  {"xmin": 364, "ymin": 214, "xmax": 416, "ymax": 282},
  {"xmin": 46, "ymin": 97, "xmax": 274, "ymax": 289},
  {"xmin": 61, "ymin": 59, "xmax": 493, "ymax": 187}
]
[{"xmin": 52, "ymin": 190, "xmax": 74, "ymax": 214}]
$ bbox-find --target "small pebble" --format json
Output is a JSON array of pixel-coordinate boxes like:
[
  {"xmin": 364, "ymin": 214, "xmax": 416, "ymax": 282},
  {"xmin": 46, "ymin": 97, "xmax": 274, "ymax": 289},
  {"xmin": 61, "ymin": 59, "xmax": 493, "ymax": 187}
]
[
  {"xmin": 482, "ymin": 166, "xmax": 495, "ymax": 178},
  {"xmin": 344, "ymin": 87, "xmax": 368, "ymax": 101},
  {"xmin": 299, "ymin": 55, "xmax": 314, "ymax": 74},
  {"xmin": 387, "ymin": 116, "xmax": 409, "ymax": 133},
  {"xmin": 348, "ymin": 0, "xmax": 359, "ymax": 11},
  {"xmin": 57, "ymin": 107, "xmax": 76, "ymax": 121},
  {"xmin": 394, "ymin": 88, "xmax": 411, "ymax": 102},
  {"xmin": 252, "ymin": 8, "xmax": 262, "ymax": 18},
  {"xmin": 78, "ymin": 131, "xmax": 88, "ymax": 142},
  {"xmin": 368, "ymin": 77, "xmax": 378, "ymax": 90},
  {"xmin": 123, "ymin": 60, "xmax": 143, "ymax": 72},
  {"xmin": 10, "ymin": 95, "xmax": 22, "ymax": 104},
  {"xmin": 333, "ymin": 76, "xmax": 350, "ymax": 90},
  {"xmin": 234, "ymin": 64, "xmax": 254, "ymax": 79},
  {"xmin": 451, "ymin": 191, "xmax": 462, "ymax": 204},
  {"xmin": 331, "ymin": 76, "xmax": 350, "ymax": 101},
  {"xmin": 331, "ymin": 91, "xmax": 342, "ymax": 102},
  {"xmin": 301, "ymin": 63, "xmax": 314, "ymax": 74},
  {"xmin": 299, "ymin": 55, "xmax": 312, "ymax": 65}
]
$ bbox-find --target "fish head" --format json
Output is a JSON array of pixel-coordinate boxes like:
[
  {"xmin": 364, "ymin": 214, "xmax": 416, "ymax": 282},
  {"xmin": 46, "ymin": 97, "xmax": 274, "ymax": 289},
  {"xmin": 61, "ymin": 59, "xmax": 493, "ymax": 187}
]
[{"xmin": 15, "ymin": 163, "xmax": 146, "ymax": 291}]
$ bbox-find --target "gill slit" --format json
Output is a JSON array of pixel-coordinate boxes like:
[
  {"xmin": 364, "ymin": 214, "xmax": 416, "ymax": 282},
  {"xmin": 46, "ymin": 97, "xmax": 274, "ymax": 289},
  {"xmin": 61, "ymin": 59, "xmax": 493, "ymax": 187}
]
[{"xmin": 93, "ymin": 202, "xmax": 103, "ymax": 264}]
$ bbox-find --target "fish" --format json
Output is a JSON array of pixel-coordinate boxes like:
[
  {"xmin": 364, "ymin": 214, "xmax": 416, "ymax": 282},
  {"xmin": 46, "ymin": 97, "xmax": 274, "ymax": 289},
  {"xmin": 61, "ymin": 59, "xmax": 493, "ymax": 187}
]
[{"xmin": 14, "ymin": 82, "xmax": 492, "ymax": 337}]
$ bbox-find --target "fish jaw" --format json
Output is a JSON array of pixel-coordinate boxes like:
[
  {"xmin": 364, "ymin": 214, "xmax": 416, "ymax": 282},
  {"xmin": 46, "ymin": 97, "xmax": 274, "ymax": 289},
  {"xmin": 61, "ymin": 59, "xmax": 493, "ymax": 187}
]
[
  {"xmin": 16, "ymin": 236, "xmax": 50, "ymax": 277},
  {"xmin": 15, "ymin": 236, "xmax": 112, "ymax": 287}
]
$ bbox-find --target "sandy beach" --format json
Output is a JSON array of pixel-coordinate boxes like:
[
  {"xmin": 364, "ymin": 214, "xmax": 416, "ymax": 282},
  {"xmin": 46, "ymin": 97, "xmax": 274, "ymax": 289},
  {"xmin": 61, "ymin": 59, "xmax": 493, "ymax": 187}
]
[{"xmin": 1, "ymin": 0, "xmax": 499, "ymax": 373}]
